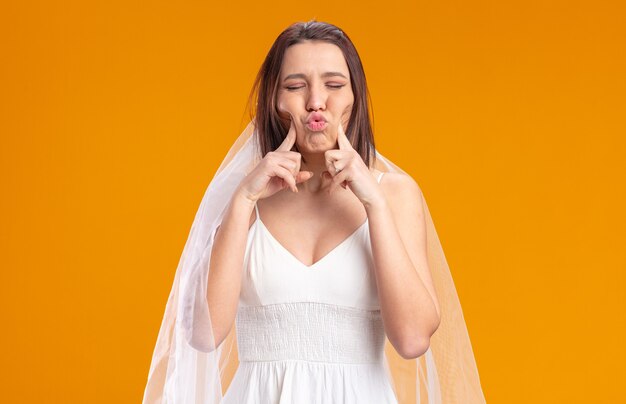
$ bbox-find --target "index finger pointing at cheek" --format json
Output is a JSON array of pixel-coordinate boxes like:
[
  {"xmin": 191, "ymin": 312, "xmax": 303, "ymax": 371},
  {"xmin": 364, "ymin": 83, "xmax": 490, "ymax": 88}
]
[
  {"xmin": 277, "ymin": 118, "xmax": 297, "ymax": 152},
  {"xmin": 337, "ymin": 121, "xmax": 352, "ymax": 150}
]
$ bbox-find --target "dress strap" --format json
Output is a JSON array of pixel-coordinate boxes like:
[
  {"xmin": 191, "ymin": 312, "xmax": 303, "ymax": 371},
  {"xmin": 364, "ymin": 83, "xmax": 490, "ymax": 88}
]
[
  {"xmin": 254, "ymin": 201, "xmax": 260, "ymax": 220},
  {"xmin": 377, "ymin": 171, "xmax": 385, "ymax": 184}
]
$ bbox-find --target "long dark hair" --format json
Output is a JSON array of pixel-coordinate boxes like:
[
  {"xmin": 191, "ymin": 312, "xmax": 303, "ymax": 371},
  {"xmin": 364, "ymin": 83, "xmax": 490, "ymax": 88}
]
[{"xmin": 246, "ymin": 20, "xmax": 377, "ymax": 167}]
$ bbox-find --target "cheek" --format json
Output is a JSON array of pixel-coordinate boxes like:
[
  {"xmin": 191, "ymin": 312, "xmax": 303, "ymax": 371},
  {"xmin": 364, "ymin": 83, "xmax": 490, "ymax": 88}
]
[
  {"xmin": 340, "ymin": 100, "xmax": 353, "ymax": 117},
  {"xmin": 345, "ymin": 93, "xmax": 355, "ymax": 109},
  {"xmin": 332, "ymin": 92, "xmax": 354, "ymax": 113},
  {"xmin": 277, "ymin": 96, "xmax": 297, "ymax": 117},
  {"xmin": 276, "ymin": 97, "xmax": 300, "ymax": 132}
]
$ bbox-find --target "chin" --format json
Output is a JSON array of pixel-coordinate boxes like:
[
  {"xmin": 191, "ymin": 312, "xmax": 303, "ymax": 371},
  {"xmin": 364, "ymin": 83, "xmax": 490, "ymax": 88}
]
[{"xmin": 299, "ymin": 139, "xmax": 332, "ymax": 154}]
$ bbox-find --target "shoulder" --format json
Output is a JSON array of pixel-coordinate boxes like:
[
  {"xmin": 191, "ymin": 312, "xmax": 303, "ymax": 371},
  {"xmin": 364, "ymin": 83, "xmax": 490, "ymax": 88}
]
[
  {"xmin": 379, "ymin": 170, "xmax": 424, "ymax": 204},
  {"xmin": 377, "ymin": 170, "xmax": 426, "ymax": 224}
]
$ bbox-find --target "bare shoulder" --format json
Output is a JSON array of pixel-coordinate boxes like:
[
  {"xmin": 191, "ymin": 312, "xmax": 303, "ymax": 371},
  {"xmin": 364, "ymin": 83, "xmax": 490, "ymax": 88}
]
[
  {"xmin": 377, "ymin": 170, "xmax": 426, "ymax": 225},
  {"xmin": 379, "ymin": 171, "xmax": 424, "ymax": 204}
]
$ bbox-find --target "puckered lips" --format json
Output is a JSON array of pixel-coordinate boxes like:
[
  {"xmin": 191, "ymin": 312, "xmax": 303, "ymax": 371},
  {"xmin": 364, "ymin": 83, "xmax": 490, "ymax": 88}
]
[{"xmin": 306, "ymin": 112, "xmax": 328, "ymax": 131}]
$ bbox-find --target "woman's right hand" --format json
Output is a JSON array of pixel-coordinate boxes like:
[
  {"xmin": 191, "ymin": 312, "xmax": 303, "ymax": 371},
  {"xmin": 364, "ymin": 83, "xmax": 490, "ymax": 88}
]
[{"xmin": 236, "ymin": 119, "xmax": 313, "ymax": 203}]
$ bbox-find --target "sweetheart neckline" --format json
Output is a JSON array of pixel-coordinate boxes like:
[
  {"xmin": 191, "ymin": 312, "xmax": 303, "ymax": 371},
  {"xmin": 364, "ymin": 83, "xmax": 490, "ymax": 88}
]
[{"xmin": 254, "ymin": 217, "xmax": 369, "ymax": 269}]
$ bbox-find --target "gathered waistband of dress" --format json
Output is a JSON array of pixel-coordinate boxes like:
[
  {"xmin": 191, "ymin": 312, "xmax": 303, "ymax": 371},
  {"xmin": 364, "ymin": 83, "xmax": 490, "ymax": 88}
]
[{"xmin": 235, "ymin": 301, "xmax": 386, "ymax": 364}]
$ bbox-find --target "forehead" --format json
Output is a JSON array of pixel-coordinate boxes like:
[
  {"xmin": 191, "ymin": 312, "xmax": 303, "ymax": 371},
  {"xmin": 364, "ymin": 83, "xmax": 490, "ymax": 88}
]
[{"xmin": 280, "ymin": 41, "xmax": 349, "ymax": 79}]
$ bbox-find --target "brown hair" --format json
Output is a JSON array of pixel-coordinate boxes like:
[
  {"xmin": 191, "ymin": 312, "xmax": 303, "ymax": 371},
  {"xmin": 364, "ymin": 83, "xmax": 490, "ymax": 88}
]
[{"xmin": 246, "ymin": 20, "xmax": 377, "ymax": 167}]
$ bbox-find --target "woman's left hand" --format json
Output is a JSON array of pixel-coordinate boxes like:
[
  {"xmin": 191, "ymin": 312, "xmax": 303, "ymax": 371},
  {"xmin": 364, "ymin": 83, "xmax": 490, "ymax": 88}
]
[{"xmin": 324, "ymin": 122, "xmax": 385, "ymax": 207}]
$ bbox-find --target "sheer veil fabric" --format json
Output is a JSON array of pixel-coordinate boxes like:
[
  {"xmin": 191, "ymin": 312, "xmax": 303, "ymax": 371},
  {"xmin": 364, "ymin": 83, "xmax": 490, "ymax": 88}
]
[{"xmin": 142, "ymin": 119, "xmax": 486, "ymax": 403}]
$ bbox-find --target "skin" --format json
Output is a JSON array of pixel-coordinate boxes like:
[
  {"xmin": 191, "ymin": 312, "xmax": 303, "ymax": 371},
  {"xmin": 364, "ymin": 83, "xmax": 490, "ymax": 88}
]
[{"xmin": 207, "ymin": 40, "xmax": 441, "ymax": 359}]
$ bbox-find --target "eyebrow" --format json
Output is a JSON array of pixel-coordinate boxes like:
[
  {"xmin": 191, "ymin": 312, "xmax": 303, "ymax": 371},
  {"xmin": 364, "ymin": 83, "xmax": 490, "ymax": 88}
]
[{"xmin": 282, "ymin": 71, "xmax": 348, "ymax": 82}]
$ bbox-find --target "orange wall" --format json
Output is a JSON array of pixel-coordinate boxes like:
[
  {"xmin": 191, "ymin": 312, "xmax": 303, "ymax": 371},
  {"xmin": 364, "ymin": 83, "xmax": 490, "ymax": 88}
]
[{"xmin": 1, "ymin": 1, "xmax": 624, "ymax": 402}]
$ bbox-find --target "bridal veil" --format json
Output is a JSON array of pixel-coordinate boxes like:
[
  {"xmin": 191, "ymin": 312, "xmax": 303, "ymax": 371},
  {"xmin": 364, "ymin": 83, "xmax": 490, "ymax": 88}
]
[{"xmin": 141, "ymin": 118, "xmax": 486, "ymax": 403}]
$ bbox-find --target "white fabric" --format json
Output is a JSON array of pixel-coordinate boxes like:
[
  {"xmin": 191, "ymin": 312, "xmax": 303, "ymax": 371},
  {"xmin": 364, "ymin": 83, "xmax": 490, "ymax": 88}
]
[
  {"xmin": 235, "ymin": 302, "xmax": 386, "ymax": 364},
  {"xmin": 222, "ymin": 172, "xmax": 398, "ymax": 403}
]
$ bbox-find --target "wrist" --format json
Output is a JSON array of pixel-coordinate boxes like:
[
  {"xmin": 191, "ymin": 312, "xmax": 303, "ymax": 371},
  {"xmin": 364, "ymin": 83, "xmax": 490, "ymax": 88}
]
[
  {"xmin": 232, "ymin": 188, "xmax": 258, "ymax": 209},
  {"xmin": 363, "ymin": 193, "xmax": 388, "ymax": 212}
]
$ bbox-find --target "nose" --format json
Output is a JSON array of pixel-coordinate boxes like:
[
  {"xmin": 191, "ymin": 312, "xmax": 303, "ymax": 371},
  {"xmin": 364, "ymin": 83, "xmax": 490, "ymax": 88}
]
[{"xmin": 306, "ymin": 84, "xmax": 326, "ymax": 111}]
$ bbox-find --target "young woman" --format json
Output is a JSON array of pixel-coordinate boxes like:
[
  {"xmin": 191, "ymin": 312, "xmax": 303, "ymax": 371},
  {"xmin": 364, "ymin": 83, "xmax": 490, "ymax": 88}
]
[{"xmin": 143, "ymin": 20, "xmax": 485, "ymax": 404}]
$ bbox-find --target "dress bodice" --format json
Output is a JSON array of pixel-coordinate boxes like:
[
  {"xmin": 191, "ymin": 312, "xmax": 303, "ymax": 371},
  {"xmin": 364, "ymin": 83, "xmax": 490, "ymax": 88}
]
[{"xmin": 223, "ymin": 172, "xmax": 398, "ymax": 403}]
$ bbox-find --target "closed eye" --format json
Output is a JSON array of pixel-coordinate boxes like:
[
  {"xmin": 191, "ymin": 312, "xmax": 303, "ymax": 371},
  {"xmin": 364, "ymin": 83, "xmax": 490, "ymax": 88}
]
[{"xmin": 285, "ymin": 84, "xmax": 347, "ymax": 91}]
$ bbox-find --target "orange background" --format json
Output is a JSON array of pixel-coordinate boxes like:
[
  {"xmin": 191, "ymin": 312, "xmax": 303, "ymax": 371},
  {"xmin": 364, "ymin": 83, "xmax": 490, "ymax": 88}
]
[{"xmin": 1, "ymin": 1, "xmax": 625, "ymax": 403}]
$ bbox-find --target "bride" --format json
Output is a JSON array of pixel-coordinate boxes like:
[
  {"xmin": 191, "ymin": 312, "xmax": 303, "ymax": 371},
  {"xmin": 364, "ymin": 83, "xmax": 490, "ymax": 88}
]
[{"xmin": 143, "ymin": 19, "xmax": 485, "ymax": 404}]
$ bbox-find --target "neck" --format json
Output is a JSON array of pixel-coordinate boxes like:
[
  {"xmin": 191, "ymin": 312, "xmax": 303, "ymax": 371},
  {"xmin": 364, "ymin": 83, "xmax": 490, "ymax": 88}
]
[{"xmin": 299, "ymin": 152, "xmax": 334, "ymax": 194}]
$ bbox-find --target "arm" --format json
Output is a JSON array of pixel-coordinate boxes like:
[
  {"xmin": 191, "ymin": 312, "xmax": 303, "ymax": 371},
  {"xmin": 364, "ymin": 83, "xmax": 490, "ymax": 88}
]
[
  {"xmin": 206, "ymin": 189, "xmax": 256, "ymax": 349},
  {"xmin": 365, "ymin": 172, "xmax": 441, "ymax": 359},
  {"xmin": 205, "ymin": 120, "xmax": 305, "ymax": 349}
]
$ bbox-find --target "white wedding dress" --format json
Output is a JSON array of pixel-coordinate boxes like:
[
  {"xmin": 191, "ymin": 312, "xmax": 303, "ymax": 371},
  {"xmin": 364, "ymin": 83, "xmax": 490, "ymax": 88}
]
[{"xmin": 221, "ymin": 172, "xmax": 399, "ymax": 404}]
